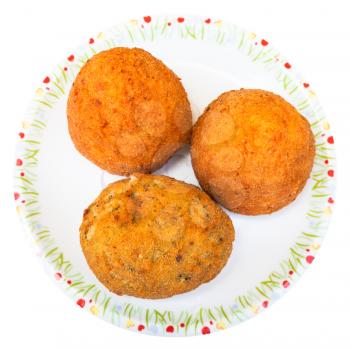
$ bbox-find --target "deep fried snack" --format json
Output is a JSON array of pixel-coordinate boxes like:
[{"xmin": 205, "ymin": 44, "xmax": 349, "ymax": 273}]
[
  {"xmin": 191, "ymin": 89, "xmax": 315, "ymax": 215},
  {"xmin": 67, "ymin": 48, "xmax": 192, "ymax": 175},
  {"xmin": 80, "ymin": 174, "xmax": 234, "ymax": 299}
]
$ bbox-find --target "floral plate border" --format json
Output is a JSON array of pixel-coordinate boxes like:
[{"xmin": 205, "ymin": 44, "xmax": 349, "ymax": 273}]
[{"xmin": 14, "ymin": 14, "xmax": 336, "ymax": 336}]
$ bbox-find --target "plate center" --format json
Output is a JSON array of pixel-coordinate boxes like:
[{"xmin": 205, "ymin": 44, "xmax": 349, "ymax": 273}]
[{"xmin": 35, "ymin": 36, "xmax": 318, "ymax": 312}]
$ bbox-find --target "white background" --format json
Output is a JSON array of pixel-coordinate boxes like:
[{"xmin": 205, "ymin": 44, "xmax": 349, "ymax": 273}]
[{"xmin": 1, "ymin": 0, "xmax": 349, "ymax": 348}]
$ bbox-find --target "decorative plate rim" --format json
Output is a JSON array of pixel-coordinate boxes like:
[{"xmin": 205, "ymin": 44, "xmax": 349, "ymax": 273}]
[{"xmin": 13, "ymin": 14, "xmax": 336, "ymax": 336}]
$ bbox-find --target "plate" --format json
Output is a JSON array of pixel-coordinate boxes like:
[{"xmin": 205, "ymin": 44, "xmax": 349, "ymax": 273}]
[{"xmin": 14, "ymin": 14, "xmax": 336, "ymax": 336}]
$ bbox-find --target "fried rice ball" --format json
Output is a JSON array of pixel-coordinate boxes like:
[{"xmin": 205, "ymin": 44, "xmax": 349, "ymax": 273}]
[
  {"xmin": 67, "ymin": 47, "xmax": 192, "ymax": 176},
  {"xmin": 80, "ymin": 174, "xmax": 234, "ymax": 299},
  {"xmin": 191, "ymin": 89, "xmax": 315, "ymax": 215}
]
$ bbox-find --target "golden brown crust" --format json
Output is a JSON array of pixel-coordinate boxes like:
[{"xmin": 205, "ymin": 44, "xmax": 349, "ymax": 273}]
[
  {"xmin": 80, "ymin": 174, "xmax": 234, "ymax": 299},
  {"xmin": 191, "ymin": 89, "xmax": 315, "ymax": 215},
  {"xmin": 67, "ymin": 48, "xmax": 192, "ymax": 176}
]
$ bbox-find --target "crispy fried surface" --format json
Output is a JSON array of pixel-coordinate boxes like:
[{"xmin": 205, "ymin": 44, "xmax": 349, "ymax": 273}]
[
  {"xmin": 191, "ymin": 89, "xmax": 315, "ymax": 215},
  {"xmin": 67, "ymin": 48, "xmax": 192, "ymax": 176},
  {"xmin": 80, "ymin": 174, "xmax": 234, "ymax": 299}
]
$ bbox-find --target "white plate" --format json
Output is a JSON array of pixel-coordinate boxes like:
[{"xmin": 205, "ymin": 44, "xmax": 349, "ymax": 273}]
[{"xmin": 14, "ymin": 14, "xmax": 336, "ymax": 336}]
